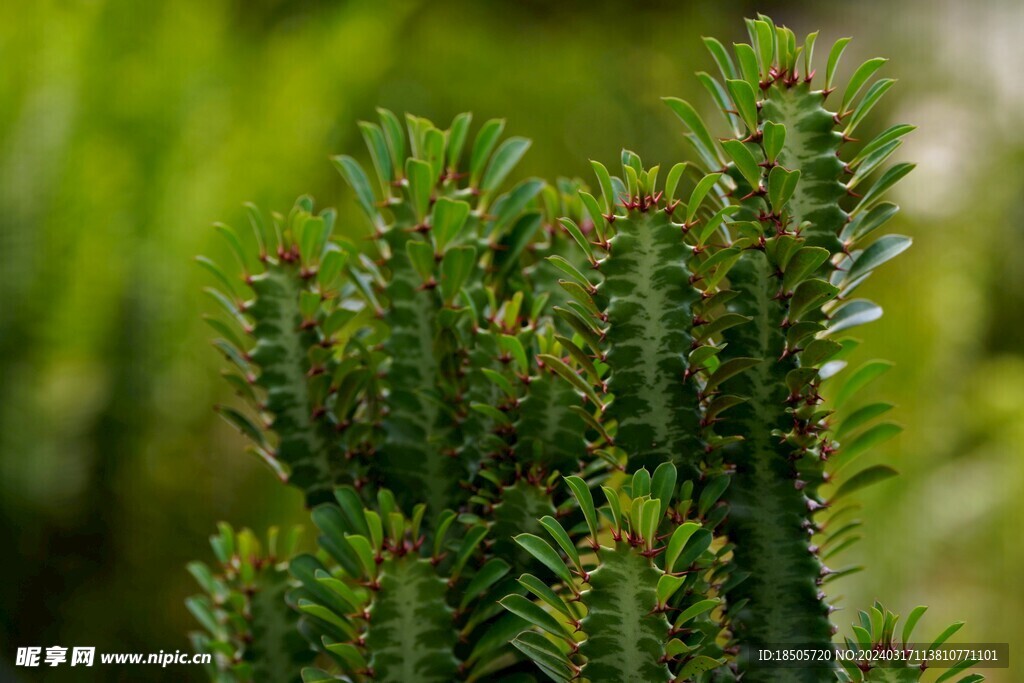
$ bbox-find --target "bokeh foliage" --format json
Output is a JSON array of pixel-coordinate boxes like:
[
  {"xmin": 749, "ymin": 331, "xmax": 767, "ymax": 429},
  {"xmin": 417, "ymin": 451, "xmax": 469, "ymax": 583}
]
[{"xmin": 1, "ymin": 1, "xmax": 1021, "ymax": 681}]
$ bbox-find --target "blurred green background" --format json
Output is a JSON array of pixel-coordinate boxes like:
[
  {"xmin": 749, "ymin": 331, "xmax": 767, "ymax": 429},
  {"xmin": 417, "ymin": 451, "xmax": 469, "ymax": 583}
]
[{"xmin": 1, "ymin": 1, "xmax": 1020, "ymax": 680}]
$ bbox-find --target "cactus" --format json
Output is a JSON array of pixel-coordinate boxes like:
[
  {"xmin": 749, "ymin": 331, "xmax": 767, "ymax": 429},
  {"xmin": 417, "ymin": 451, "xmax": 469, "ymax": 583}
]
[
  {"xmin": 188, "ymin": 15, "xmax": 983, "ymax": 683},
  {"xmin": 501, "ymin": 465, "xmax": 728, "ymax": 682},
  {"xmin": 289, "ymin": 486, "xmax": 525, "ymax": 683},
  {"xmin": 187, "ymin": 524, "xmax": 312, "ymax": 683},
  {"xmin": 661, "ymin": 16, "xmax": 921, "ymax": 678},
  {"xmin": 835, "ymin": 605, "xmax": 982, "ymax": 683}
]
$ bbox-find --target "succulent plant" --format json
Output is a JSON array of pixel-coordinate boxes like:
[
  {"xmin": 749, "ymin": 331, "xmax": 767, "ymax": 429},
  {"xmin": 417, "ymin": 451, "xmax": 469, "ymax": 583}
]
[
  {"xmin": 187, "ymin": 524, "xmax": 312, "ymax": 683},
  {"xmin": 190, "ymin": 15, "xmax": 983, "ymax": 683},
  {"xmin": 501, "ymin": 465, "xmax": 728, "ymax": 682}
]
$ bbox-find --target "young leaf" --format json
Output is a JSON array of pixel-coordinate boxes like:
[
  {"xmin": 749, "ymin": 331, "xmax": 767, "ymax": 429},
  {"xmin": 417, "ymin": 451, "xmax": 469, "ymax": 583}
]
[
  {"xmin": 513, "ymin": 534, "xmax": 574, "ymax": 586},
  {"xmin": 853, "ymin": 163, "xmax": 914, "ymax": 214},
  {"xmin": 833, "ymin": 360, "xmax": 893, "ymax": 409},
  {"xmin": 431, "ymin": 197, "xmax": 471, "ymax": 250},
  {"xmin": 831, "ymin": 465, "xmax": 898, "ymax": 500},
  {"xmin": 687, "ymin": 172, "xmax": 723, "ymax": 224},
  {"xmin": 565, "ymin": 475, "xmax": 600, "ymax": 541},
  {"xmin": 440, "ymin": 246, "xmax": 477, "ymax": 302},
  {"xmin": 825, "ymin": 37, "xmax": 852, "ymax": 92},
  {"xmin": 901, "ymin": 606, "xmax": 928, "ymax": 646},
  {"xmin": 722, "ymin": 139, "xmax": 762, "ymax": 189},
  {"xmin": 405, "ymin": 240, "xmax": 434, "ymax": 283},
  {"xmin": 733, "ymin": 42, "xmax": 760, "ymax": 90},
  {"xmin": 500, "ymin": 594, "xmax": 571, "ymax": 640},
  {"xmin": 482, "ymin": 137, "xmax": 531, "ymax": 192},
  {"xmin": 665, "ymin": 522, "xmax": 700, "ymax": 573},
  {"xmin": 470, "ymin": 118, "xmax": 506, "ymax": 186},
  {"xmin": 663, "ymin": 98, "xmax": 720, "ymax": 168},
  {"xmin": 703, "ymin": 36, "xmax": 737, "ymax": 81},
  {"xmin": 768, "ymin": 166, "xmax": 800, "ymax": 214},
  {"xmin": 332, "ymin": 156, "xmax": 379, "ymax": 225},
  {"xmin": 726, "ymin": 79, "xmax": 759, "ymax": 133},
  {"xmin": 762, "ymin": 121, "xmax": 786, "ymax": 163},
  {"xmin": 446, "ymin": 111, "xmax": 472, "ymax": 170},
  {"xmin": 841, "ymin": 57, "xmax": 887, "ymax": 114},
  {"xmin": 539, "ymin": 516, "xmax": 581, "ymax": 574},
  {"xmin": 405, "ymin": 158, "xmax": 433, "ymax": 222},
  {"xmin": 844, "ymin": 234, "xmax": 912, "ymax": 282}
]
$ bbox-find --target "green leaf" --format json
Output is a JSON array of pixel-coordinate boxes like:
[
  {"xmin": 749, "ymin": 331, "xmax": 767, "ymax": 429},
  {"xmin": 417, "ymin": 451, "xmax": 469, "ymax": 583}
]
[
  {"xmin": 663, "ymin": 98, "xmax": 720, "ymax": 168},
  {"xmin": 828, "ymin": 299, "xmax": 882, "ymax": 333},
  {"xmin": 840, "ymin": 57, "xmax": 887, "ymax": 114},
  {"xmin": 928, "ymin": 621, "xmax": 965, "ymax": 650},
  {"xmin": 721, "ymin": 139, "xmax": 762, "ymax": 189},
  {"xmin": 665, "ymin": 522, "xmax": 700, "ymax": 573},
  {"xmin": 601, "ymin": 486, "xmax": 623, "ymax": 535},
  {"xmin": 364, "ymin": 509, "xmax": 383, "ymax": 552},
  {"xmin": 512, "ymin": 632, "xmax": 574, "ymax": 681},
  {"xmin": 841, "ymin": 202, "xmax": 899, "ymax": 246},
  {"xmin": 358, "ymin": 121, "xmax": 393, "ymax": 196},
  {"xmin": 802, "ymin": 338, "xmax": 843, "ymax": 368},
  {"xmin": 376, "ymin": 108, "xmax": 405, "ymax": 176},
  {"xmin": 762, "ymin": 121, "xmax": 786, "ymax": 163},
  {"xmin": 687, "ymin": 172, "xmax": 723, "ymax": 224},
  {"xmin": 519, "ymin": 573, "xmax": 573, "ymax": 618},
  {"xmin": 446, "ymin": 111, "xmax": 472, "ymax": 170},
  {"xmin": 836, "ymin": 402, "xmax": 894, "ymax": 439},
  {"xmin": 664, "ymin": 162, "xmax": 689, "ymax": 204},
  {"xmin": 703, "ymin": 36, "xmax": 737, "ymax": 81},
  {"xmin": 852, "ymin": 125, "xmax": 915, "ymax": 167},
  {"xmin": 431, "ymin": 197, "xmax": 471, "ymax": 250},
  {"xmin": 845, "ymin": 78, "xmax": 896, "ymax": 135},
  {"xmin": 499, "ymin": 594, "xmax": 570, "ymax": 640},
  {"xmin": 707, "ymin": 357, "xmax": 761, "ymax": 390},
  {"xmin": 539, "ymin": 516, "xmax": 581, "ymax": 574},
  {"xmin": 833, "ymin": 360, "xmax": 893, "ymax": 409},
  {"xmin": 825, "ymin": 37, "xmax": 852, "ymax": 92},
  {"xmin": 832, "ymin": 465, "xmax": 898, "ymax": 500},
  {"xmin": 452, "ymin": 525, "xmax": 488, "ymax": 579},
  {"xmin": 753, "ymin": 20, "xmax": 775, "ymax": 78},
  {"xmin": 733, "ymin": 42, "xmax": 760, "ymax": 90},
  {"xmin": 482, "ymin": 137, "xmax": 531, "ymax": 193},
  {"xmin": 697, "ymin": 475, "xmax": 730, "ymax": 517},
  {"xmin": 344, "ymin": 534, "xmax": 377, "ymax": 579},
  {"xmin": 802, "ymin": 31, "xmax": 819, "ymax": 80},
  {"xmin": 590, "ymin": 160, "xmax": 616, "ymax": 214},
  {"xmin": 540, "ymin": 353, "xmax": 602, "ymax": 407},
  {"xmin": 657, "ymin": 574, "xmax": 685, "ymax": 606},
  {"xmin": 405, "ymin": 240, "xmax": 434, "ymax": 283},
  {"xmin": 565, "ymin": 475, "xmax": 600, "ymax": 541},
  {"xmin": 405, "ymin": 157, "xmax": 433, "ymax": 222},
  {"xmin": 650, "ymin": 462, "xmax": 678, "ymax": 519},
  {"xmin": 332, "ymin": 155, "xmax": 379, "ymax": 225},
  {"xmin": 726, "ymin": 79, "xmax": 759, "ymax": 133},
  {"xmin": 677, "ymin": 655, "xmax": 722, "ymax": 678},
  {"xmin": 901, "ymin": 605, "xmax": 928, "ymax": 646},
  {"xmin": 833, "ymin": 422, "xmax": 903, "ymax": 471},
  {"xmin": 440, "ymin": 246, "xmax": 477, "ymax": 302},
  {"xmin": 854, "ymin": 163, "xmax": 914, "ymax": 214},
  {"xmin": 513, "ymin": 534, "xmax": 574, "ymax": 585},
  {"xmin": 470, "ymin": 118, "xmax": 506, "ymax": 186},
  {"xmin": 676, "ymin": 598, "xmax": 721, "ymax": 626},
  {"xmin": 459, "ymin": 559, "xmax": 510, "ymax": 610},
  {"xmin": 845, "ymin": 234, "xmax": 912, "ymax": 283},
  {"xmin": 558, "ymin": 218, "xmax": 595, "ymax": 264},
  {"xmin": 789, "ymin": 279, "xmax": 840, "ymax": 320},
  {"xmin": 782, "ymin": 247, "xmax": 830, "ymax": 291},
  {"xmin": 768, "ymin": 166, "xmax": 800, "ymax": 214},
  {"xmin": 934, "ymin": 660, "xmax": 979, "ymax": 683}
]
